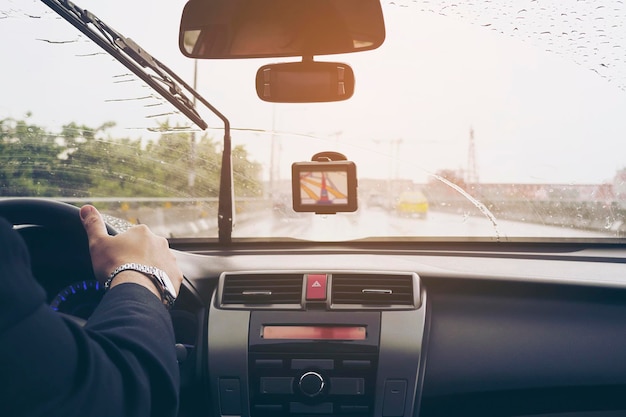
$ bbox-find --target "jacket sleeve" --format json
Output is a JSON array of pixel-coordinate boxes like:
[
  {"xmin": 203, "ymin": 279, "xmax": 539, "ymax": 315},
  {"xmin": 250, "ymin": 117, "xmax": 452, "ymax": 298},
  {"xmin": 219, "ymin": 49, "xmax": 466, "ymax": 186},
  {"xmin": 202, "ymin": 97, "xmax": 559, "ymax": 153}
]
[{"xmin": 0, "ymin": 218, "xmax": 180, "ymax": 417}]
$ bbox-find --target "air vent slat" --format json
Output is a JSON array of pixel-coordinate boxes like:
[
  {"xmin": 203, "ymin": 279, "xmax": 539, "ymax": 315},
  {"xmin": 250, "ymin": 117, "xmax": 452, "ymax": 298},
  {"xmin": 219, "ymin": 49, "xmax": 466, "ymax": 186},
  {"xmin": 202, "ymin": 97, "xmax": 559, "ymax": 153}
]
[
  {"xmin": 331, "ymin": 274, "xmax": 415, "ymax": 306},
  {"xmin": 221, "ymin": 274, "xmax": 303, "ymax": 305}
]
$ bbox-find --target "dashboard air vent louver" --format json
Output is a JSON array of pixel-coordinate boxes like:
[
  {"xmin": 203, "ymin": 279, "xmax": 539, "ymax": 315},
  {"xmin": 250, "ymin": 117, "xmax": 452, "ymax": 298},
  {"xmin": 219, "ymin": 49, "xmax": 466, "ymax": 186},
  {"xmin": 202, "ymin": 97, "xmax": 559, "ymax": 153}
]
[
  {"xmin": 331, "ymin": 273, "xmax": 415, "ymax": 306},
  {"xmin": 221, "ymin": 273, "xmax": 303, "ymax": 305}
]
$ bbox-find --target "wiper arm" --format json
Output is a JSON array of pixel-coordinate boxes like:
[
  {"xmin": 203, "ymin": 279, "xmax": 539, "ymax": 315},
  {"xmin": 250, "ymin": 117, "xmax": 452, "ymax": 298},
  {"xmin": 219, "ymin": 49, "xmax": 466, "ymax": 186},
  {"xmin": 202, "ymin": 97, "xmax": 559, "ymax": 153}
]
[
  {"xmin": 41, "ymin": 0, "xmax": 235, "ymax": 243},
  {"xmin": 41, "ymin": 0, "xmax": 208, "ymax": 130}
]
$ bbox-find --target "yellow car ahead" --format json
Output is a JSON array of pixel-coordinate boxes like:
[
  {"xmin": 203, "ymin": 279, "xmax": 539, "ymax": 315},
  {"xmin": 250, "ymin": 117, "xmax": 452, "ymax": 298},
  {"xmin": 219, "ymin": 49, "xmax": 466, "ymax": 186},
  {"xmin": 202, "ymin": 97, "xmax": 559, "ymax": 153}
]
[{"xmin": 396, "ymin": 191, "xmax": 429, "ymax": 219}]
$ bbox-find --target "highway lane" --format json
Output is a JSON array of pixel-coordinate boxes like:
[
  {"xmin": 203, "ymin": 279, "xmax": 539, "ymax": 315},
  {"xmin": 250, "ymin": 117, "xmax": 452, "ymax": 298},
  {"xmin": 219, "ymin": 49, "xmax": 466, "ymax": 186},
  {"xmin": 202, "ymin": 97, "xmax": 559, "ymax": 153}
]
[
  {"xmin": 107, "ymin": 203, "xmax": 615, "ymax": 239},
  {"xmin": 231, "ymin": 207, "xmax": 613, "ymax": 241},
  {"xmin": 50, "ymin": 198, "xmax": 619, "ymax": 239}
]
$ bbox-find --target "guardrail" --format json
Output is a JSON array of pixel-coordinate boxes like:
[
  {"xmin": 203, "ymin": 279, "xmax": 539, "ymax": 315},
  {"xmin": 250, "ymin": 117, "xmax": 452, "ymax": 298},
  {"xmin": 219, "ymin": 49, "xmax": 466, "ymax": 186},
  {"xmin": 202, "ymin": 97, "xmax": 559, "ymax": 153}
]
[
  {"xmin": 431, "ymin": 197, "xmax": 626, "ymax": 236},
  {"xmin": 8, "ymin": 197, "xmax": 268, "ymax": 237},
  {"xmin": 5, "ymin": 196, "xmax": 625, "ymax": 237}
]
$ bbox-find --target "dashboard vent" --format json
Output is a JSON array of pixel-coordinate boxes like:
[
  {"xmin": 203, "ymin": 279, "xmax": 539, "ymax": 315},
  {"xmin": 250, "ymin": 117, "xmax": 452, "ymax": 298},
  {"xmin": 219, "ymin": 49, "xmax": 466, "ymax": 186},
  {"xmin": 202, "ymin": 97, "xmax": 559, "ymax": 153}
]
[
  {"xmin": 221, "ymin": 273, "xmax": 303, "ymax": 305},
  {"xmin": 331, "ymin": 273, "xmax": 415, "ymax": 306}
]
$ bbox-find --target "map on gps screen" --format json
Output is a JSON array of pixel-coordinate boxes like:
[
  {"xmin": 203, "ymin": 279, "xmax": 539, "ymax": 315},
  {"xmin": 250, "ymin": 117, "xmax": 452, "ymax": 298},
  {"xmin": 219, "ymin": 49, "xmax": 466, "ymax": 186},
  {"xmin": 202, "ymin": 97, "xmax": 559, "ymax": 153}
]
[{"xmin": 299, "ymin": 171, "xmax": 348, "ymax": 205}]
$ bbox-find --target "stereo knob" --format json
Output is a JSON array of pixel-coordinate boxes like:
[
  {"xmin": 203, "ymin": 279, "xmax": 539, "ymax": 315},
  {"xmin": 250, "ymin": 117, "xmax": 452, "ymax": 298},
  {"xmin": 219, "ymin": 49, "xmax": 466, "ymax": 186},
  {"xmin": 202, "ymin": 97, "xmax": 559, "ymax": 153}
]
[{"xmin": 298, "ymin": 371, "xmax": 325, "ymax": 397}]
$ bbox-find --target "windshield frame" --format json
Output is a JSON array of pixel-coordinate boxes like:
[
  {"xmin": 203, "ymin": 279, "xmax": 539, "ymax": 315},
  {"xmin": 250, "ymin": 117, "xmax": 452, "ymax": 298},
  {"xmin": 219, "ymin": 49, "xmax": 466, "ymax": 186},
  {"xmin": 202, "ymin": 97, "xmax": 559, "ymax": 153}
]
[{"xmin": 3, "ymin": 0, "xmax": 626, "ymax": 244}]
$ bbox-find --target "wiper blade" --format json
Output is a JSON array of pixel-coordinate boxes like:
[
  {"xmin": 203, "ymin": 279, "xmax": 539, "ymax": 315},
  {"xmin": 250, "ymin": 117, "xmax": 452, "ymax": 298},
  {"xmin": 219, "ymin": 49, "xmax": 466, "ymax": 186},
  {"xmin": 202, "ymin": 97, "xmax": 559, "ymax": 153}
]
[
  {"xmin": 41, "ymin": 0, "xmax": 235, "ymax": 243},
  {"xmin": 41, "ymin": 0, "xmax": 208, "ymax": 130}
]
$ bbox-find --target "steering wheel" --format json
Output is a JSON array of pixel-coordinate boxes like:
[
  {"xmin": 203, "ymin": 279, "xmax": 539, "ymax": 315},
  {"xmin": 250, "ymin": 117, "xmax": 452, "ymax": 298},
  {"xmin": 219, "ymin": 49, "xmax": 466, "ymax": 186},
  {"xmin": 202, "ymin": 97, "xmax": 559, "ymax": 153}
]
[
  {"xmin": 0, "ymin": 198, "xmax": 117, "ymax": 236},
  {"xmin": 0, "ymin": 198, "xmax": 118, "ymax": 326}
]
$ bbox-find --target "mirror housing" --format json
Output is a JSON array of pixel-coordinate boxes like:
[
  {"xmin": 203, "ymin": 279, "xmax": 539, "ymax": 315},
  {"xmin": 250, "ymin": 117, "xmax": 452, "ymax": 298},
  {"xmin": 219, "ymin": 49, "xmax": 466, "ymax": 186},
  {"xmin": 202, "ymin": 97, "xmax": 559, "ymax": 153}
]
[
  {"xmin": 256, "ymin": 61, "xmax": 354, "ymax": 103},
  {"xmin": 179, "ymin": 0, "xmax": 385, "ymax": 59}
]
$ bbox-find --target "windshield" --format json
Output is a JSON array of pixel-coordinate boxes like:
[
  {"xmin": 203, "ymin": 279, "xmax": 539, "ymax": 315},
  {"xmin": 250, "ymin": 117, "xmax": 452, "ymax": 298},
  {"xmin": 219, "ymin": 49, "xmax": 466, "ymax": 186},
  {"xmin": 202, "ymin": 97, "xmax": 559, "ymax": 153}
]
[{"xmin": 3, "ymin": 0, "xmax": 626, "ymax": 241}]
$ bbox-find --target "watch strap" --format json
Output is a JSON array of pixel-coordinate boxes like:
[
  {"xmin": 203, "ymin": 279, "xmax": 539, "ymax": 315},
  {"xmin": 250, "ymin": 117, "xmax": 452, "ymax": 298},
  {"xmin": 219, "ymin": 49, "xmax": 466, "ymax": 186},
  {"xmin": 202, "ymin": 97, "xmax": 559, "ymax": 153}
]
[{"xmin": 105, "ymin": 263, "xmax": 176, "ymax": 309}]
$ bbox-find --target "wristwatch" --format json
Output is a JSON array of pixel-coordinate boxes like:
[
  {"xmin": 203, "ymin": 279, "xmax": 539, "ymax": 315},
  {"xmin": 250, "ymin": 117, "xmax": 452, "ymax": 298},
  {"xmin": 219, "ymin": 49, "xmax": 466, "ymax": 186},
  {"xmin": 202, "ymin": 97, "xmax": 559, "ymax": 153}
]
[{"xmin": 105, "ymin": 263, "xmax": 177, "ymax": 309}]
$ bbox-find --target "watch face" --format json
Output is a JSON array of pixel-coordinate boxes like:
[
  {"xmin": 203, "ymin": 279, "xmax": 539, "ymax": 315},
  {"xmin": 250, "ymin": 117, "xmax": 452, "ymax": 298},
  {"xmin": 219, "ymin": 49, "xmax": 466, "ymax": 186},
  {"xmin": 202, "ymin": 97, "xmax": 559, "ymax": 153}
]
[{"xmin": 157, "ymin": 269, "xmax": 178, "ymax": 298}]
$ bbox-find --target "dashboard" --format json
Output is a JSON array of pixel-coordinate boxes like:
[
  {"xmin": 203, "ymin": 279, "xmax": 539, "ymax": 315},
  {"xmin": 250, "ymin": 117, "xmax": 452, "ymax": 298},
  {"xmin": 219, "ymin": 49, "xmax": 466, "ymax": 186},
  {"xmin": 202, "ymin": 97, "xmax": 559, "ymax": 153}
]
[{"xmin": 14, "ymin": 216, "xmax": 626, "ymax": 417}]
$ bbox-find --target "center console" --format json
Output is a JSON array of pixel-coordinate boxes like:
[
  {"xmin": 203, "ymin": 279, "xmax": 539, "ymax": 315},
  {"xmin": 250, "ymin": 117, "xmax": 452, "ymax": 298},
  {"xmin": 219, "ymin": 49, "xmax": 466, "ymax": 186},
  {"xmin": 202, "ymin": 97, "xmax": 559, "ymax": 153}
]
[{"xmin": 207, "ymin": 271, "xmax": 426, "ymax": 417}]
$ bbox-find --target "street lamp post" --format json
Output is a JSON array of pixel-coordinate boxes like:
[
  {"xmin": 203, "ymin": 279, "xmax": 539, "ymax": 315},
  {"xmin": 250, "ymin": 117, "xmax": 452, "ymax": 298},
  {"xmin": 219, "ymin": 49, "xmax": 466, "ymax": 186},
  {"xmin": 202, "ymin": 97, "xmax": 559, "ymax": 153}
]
[{"xmin": 188, "ymin": 59, "xmax": 198, "ymax": 190}]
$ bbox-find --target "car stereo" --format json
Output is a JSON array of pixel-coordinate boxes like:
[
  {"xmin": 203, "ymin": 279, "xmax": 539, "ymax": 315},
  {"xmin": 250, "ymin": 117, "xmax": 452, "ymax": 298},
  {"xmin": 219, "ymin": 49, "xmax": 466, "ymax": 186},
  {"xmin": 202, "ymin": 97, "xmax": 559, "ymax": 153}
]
[{"xmin": 247, "ymin": 311, "xmax": 380, "ymax": 417}]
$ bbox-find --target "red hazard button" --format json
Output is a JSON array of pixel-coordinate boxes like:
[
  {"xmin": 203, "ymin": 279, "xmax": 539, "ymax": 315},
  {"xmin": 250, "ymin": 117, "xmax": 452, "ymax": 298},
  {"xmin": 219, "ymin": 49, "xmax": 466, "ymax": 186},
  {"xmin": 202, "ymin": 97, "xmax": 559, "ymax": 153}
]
[{"xmin": 306, "ymin": 274, "xmax": 327, "ymax": 300}]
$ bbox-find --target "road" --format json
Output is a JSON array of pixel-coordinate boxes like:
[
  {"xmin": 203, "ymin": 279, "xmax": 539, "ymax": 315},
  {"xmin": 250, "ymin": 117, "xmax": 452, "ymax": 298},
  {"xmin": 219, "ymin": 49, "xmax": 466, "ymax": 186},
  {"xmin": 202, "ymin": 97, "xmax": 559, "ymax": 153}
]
[
  {"xmin": 230, "ymin": 207, "xmax": 613, "ymax": 241},
  {"xmin": 111, "ymin": 203, "xmax": 615, "ymax": 240}
]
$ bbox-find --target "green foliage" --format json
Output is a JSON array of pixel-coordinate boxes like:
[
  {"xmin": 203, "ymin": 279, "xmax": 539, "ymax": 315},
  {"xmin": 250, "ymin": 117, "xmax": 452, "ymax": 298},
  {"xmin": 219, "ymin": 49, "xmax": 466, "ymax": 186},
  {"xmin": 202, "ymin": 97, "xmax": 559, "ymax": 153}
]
[
  {"xmin": 0, "ymin": 117, "xmax": 262, "ymax": 199},
  {"xmin": 0, "ymin": 116, "xmax": 61, "ymax": 196},
  {"xmin": 233, "ymin": 144, "xmax": 263, "ymax": 197}
]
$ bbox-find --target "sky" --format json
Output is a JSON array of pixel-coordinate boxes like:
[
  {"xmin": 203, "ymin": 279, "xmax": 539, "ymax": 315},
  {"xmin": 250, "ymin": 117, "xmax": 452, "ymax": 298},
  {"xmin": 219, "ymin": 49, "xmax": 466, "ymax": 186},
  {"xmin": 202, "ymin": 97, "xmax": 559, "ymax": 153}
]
[{"xmin": 2, "ymin": 0, "xmax": 626, "ymax": 185}]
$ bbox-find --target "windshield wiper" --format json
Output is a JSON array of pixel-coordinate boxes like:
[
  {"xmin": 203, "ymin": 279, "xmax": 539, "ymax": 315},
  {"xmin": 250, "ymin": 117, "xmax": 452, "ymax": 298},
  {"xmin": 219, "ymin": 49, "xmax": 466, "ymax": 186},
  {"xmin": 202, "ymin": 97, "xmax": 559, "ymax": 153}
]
[
  {"xmin": 41, "ymin": 0, "xmax": 209, "ymax": 129},
  {"xmin": 41, "ymin": 0, "xmax": 235, "ymax": 243}
]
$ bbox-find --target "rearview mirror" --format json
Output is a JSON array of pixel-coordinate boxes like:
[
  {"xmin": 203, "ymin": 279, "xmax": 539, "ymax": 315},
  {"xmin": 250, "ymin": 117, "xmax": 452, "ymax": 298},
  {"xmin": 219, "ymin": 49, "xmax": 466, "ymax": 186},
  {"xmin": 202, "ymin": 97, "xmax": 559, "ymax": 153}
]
[
  {"xmin": 179, "ymin": 0, "xmax": 385, "ymax": 59},
  {"xmin": 256, "ymin": 61, "xmax": 354, "ymax": 103}
]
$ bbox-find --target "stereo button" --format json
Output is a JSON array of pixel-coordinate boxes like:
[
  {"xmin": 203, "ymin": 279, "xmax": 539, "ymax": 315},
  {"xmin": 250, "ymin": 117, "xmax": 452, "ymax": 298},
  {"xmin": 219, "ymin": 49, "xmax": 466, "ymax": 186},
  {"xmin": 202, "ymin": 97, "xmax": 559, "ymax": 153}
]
[
  {"xmin": 292, "ymin": 359, "xmax": 334, "ymax": 370},
  {"xmin": 260, "ymin": 377, "xmax": 294, "ymax": 394},
  {"xmin": 299, "ymin": 371, "xmax": 325, "ymax": 397},
  {"xmin": 255, "ymin": 359, "xmax": 284, "ymax": 368},
  {"xmin": 289, "ymin": 402, "xmax": 333, "ymax": 414},
  {"xmin": 342, "ymin": 360, "xmax": 371, "ymax": 369},
  {"xmin": 254, "ymin": 404, "xmax": 283, "ymax": 412},
  {"xmin": 340, "ymin": 405, "xmax": 370, "ymax": 414},
  {"xmin": 329, "ymin": 377, "xmax": 365, "ymax": 395}
]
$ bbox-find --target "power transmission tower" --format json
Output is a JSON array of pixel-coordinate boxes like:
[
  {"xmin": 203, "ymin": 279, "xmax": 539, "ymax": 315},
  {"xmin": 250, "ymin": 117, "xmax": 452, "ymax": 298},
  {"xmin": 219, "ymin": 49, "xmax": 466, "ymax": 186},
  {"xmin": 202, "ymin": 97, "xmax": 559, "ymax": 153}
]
[{"xmin": 466, "ymin": 127, "xmax": 479, "ymax": 185}]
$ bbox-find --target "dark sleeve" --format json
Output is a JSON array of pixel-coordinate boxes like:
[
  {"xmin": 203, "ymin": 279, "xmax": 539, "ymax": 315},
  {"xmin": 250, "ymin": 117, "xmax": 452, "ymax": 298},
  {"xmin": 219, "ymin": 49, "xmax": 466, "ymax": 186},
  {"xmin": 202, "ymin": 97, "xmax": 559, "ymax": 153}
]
[
  {"xmin": 0, "ymin": 218, "xmax": 179, "ymax": 417},
  {"xmin": 0, "ymin": 218, "xmax": 47, "ymax": 332}
]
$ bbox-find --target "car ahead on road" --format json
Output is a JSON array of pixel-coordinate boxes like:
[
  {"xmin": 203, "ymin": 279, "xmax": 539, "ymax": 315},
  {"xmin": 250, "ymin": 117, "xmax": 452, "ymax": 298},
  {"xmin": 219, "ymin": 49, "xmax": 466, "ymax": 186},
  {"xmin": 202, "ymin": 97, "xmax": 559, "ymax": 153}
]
[
  {"xmin": 395, "ymin": 191, "xmax": 429, "ymax": 219},
  {"xmin": 3, "ymin": 1, "xmax": 626, "ymax": 417},
  {"xmin": 366, "ymin": 193, "xmax": 387, "ymax": 209}
]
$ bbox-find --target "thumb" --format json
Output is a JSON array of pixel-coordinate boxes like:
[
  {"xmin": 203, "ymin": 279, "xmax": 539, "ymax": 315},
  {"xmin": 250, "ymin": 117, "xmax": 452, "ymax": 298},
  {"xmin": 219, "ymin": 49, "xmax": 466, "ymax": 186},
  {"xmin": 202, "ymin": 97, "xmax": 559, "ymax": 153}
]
[{"xmin": 80, "ymin": 205, "xmax": 109, "ymax": 244}]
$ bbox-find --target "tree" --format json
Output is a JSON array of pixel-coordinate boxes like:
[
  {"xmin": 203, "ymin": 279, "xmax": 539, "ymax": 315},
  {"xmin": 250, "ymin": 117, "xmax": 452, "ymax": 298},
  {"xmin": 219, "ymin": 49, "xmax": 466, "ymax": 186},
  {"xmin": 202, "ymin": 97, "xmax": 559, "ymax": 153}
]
[
  {"xmin": 232, "ymin": 145, "xmax": 262, "ymax": 197},
  {"xmin": 0, "ymin": 117, "xmax": 262, "ymax": 199},
  {"xmin": 0, "ymin": 116, "xmax": 61, "ymax": 196}
]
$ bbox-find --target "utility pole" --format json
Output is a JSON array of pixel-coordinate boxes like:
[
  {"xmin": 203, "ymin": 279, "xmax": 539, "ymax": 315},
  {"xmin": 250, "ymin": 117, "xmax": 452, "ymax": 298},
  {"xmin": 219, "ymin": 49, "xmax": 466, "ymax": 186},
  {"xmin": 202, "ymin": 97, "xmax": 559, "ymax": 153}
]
[
  {"xmin": 466, "ymin": 127, "xmax": 479, "ymax": 186},
  {"xmin": 372, "ymin": 138, "xmax": 403, "ymax": 202},
  {"xmin": 269, "ymin": 105, "xmax": 278, "ymax": 199},
  {"xmin": 188, "ymin": 59, "xmax": 198, "ymax": 190},
  {"xmin": 391, "ymin": 138, "xmax": 403, "ymax": 180}
]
